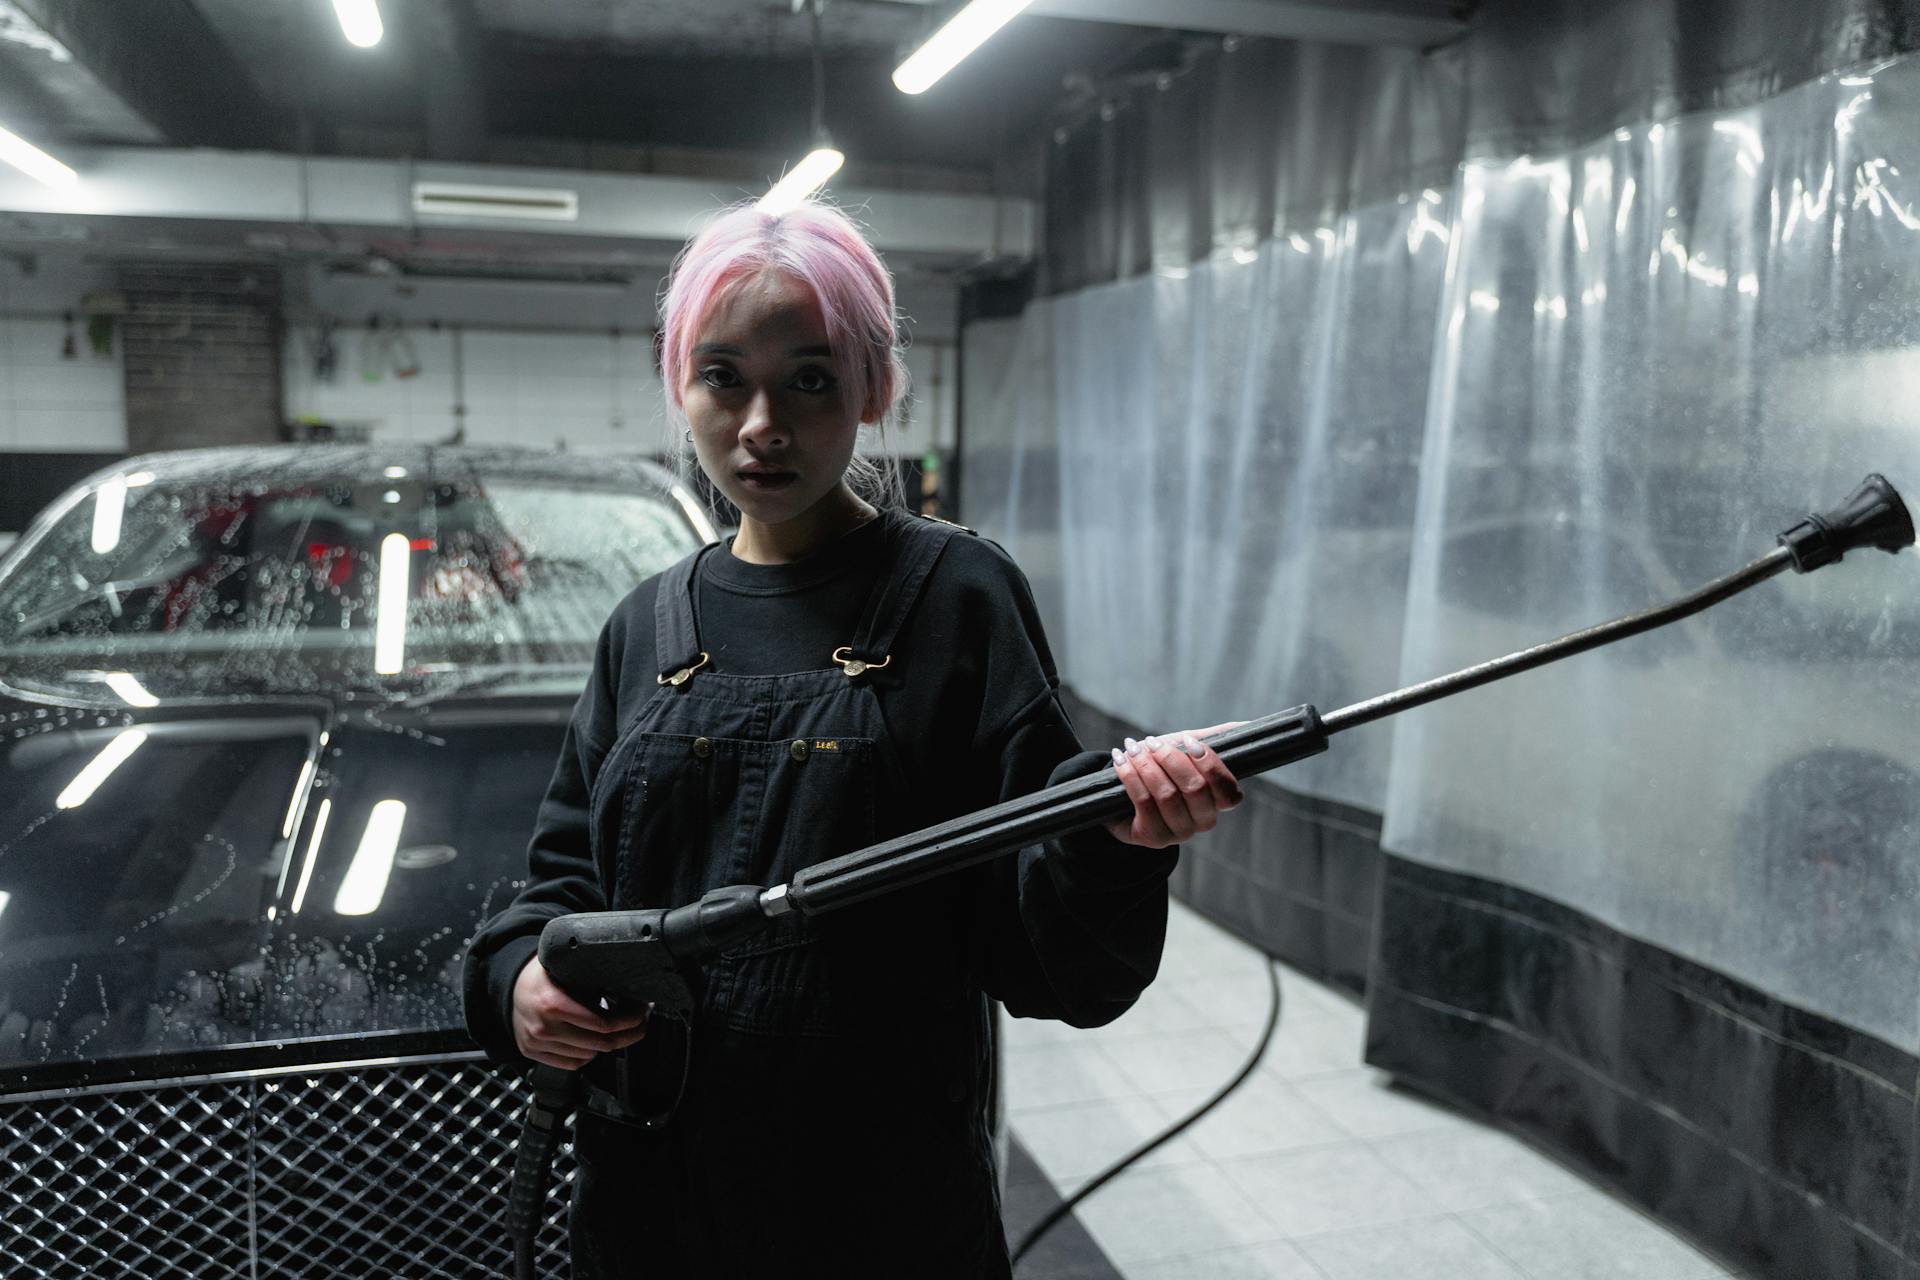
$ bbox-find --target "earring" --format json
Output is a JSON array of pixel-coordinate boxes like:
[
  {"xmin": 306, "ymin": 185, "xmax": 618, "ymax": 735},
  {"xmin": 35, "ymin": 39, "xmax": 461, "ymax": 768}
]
[{"xmin": 684, "ymin": 429, "xmax": 692, "ymax": 443}]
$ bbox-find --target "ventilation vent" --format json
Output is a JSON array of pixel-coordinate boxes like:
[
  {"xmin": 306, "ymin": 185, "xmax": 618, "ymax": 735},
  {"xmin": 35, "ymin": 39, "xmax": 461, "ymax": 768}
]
[{"xmin": 412, "ymin": 182, "xmax": 580, "ymax": 222}]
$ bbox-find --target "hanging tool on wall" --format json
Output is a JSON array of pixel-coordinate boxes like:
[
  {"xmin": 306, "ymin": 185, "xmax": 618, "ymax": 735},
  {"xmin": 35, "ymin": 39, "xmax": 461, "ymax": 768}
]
[
  {"xmin": 496, "ymin": 473, "xmax": 1915, "ymax": 1280},
  {"xmin": 358, "ymin": 312, "xmax": 421, "ymax": 382}
]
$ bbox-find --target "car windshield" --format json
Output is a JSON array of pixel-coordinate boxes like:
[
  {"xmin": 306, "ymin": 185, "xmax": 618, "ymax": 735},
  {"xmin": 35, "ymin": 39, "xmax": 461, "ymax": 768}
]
[
  {"xmin": 0, "ymin": 455, "xmax": 703, "ymax": 699},
  {"xmin": 0, "ymin": 451, "xmax": 707, "ymax": 1087}
]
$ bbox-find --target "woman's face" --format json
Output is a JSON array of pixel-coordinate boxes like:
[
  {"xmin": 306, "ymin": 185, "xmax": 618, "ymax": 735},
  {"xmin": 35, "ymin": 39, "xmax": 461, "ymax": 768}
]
[{"xmin": 683, "ymin": 270, "xmax": 863, "ymax": 526}]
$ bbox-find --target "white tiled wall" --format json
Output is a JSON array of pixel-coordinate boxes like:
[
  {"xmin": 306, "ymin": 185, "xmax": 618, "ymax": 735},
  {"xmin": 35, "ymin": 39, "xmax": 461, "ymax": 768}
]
[
  {"xmin": 282, "ymin": 322, "xmax": 957, "ymax": 457},
  {"xmin": 283, "ymin": 325, "xmax": 667, "ymax": 454},
  {"xmin": 0, "ymin": 315, "xmax": 128, "ymax": 453}
]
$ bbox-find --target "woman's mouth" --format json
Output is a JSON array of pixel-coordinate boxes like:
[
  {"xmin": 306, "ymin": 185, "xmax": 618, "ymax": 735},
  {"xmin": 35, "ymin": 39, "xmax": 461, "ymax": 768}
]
[{"xmin": 737, "ymin": 468, "xmax": 797, "ymax": 492}]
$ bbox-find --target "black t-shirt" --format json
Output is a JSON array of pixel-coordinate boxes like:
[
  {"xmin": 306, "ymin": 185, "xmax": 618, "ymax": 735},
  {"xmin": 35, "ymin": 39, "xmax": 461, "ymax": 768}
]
[{"xmin": 693, "ymin": 509, "xmax": 889, "ymax": 677}]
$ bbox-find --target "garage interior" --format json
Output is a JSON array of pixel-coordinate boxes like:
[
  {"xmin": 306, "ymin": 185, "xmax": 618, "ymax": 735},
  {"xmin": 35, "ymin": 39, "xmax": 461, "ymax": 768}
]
[{"xmin": 0, "ymin": 1, "xmax": 1917, "ymax": 1278}]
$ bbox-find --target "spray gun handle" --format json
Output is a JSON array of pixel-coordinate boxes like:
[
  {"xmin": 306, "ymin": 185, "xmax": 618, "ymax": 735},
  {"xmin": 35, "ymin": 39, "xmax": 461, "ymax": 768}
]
[
  {"xmin": 1777, "ymin": 473, "xmax": 1915, "ymax": 572},
  {"xmin": 536, "ymin": 885, "xmax": 772, "ymax": 1017}
]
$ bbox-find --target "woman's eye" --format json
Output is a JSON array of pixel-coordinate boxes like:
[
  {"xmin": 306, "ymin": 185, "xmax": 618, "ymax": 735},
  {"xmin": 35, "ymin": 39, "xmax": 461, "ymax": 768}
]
[
  {"xmin": 791, "ymin": 366, "xmax": 838, "ymax": 394},
  {"xmin": 698, "ymin": 365, "xmax": 741, "ymax": 390}
]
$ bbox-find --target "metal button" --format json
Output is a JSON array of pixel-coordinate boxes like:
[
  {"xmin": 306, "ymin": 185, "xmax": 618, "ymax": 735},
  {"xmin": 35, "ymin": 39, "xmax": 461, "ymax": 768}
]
[
  {"xmin": 692, "ymin": 737, "xmax": 711, "ymax": 759},
  {"xmin": 789, "ymin": 739, "xmax": 809, "ymax": 762}
]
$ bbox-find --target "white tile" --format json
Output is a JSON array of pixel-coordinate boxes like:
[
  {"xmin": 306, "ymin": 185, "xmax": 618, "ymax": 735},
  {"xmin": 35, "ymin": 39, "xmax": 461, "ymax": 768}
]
[
  {"xmin": 1069, "ymin": 1162, "xmax": 1284, "ymax": 1264},
  {"xmin": 1098, "ymin": 1026, "xmax": 1258, "ymax": 1097},
  {"xmin": 1457, "ymin": 1191, "xmax": 1738, "ymax": 1280},
  {"xmin": 1002, "ymin": 1040, "xmax": 1138, "ymax": 1112},
  {"xmin": 1103, "ymin": 978, "xmax": 1220, "ymax": 1037},
  {"xmin": 1292, "ymin": 1069, "xmax": 1461, "ymax": 1139},
  {"xmin": 1368, "ymin": 1126, "xmax": 1596, "ymax": 1213},
  {"xmin": 1165, "ymin": 964, "xmax": 1286, "ymax": 1031},
  {"xmin": 1125, "ymin": 1239, "xmax": 1325, "ymax": 1280},
  {"xmin": 1150, "ymin": 1073, "xmax": 1349, "ymax": 1162},
  {"xmin": 999, "ymin": 1010, "xmax": 1082, "ymax": 1049},
  {"xmin": 1009, "ymin": 1093, "xmax": 1203, "ymax": 1182},
  {"xmin": 12, "ymin": 408, "xmax": 126, "ymax": 451},
  {"xmin": 1219, "ymin": 1143, "xmax": 1434, "ymax": 1239},
  {"xmin": 1294, "ymin": 1215, "xmax": 1529, "ymax": 1280}
]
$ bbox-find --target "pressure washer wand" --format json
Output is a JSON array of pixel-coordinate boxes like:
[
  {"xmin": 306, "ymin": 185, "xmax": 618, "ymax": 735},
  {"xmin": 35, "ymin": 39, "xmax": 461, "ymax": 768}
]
[{"xmin": 504, "ymin": 473, "xmax": 1912, "ymax": 1277}]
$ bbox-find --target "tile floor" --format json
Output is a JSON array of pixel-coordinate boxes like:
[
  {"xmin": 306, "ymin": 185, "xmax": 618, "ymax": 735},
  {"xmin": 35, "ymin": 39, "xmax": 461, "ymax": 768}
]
[{"xmin": 1004, "ymin": 899, "xmax": 1753, "ymax": 1280}]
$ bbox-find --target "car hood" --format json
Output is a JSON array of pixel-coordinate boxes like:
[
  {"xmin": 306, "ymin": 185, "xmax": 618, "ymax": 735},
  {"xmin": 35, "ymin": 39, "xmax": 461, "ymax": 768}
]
[{"xmin": 0, "ymin": 674, "xmax": 576, "ymax": 1093}]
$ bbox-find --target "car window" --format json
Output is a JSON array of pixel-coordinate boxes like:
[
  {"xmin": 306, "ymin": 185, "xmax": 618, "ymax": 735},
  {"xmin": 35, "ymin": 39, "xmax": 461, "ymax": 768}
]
[{"xmin": 0, "ymin": 465, "xmax": 702, "ymax": 692}]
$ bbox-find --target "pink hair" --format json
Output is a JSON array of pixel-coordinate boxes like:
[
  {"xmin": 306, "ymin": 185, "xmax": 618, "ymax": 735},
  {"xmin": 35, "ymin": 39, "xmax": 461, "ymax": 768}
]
[{"xmin": 659, "ymin": 199, "xmax": 907, "ymax": 425}]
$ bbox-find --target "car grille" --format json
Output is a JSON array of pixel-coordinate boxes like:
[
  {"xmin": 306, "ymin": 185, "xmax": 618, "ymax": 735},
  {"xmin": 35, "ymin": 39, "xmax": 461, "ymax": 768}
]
[{"xmin": 0, "ymin": 1055, "xmax": 573, "ymax": 1279}]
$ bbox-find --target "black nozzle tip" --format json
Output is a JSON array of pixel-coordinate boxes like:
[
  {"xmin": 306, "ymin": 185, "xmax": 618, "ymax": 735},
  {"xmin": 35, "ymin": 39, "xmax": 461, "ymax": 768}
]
[{"xmin": 1777, "ymin": 473, "xmax": 1915, "ymax": 573}]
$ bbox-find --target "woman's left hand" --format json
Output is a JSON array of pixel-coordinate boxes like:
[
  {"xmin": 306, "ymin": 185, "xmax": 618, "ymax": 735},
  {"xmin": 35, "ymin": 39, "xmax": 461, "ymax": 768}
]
[{"xmin": 1104, "ymin": 722, "xmax": 1247, "ymax": 849}]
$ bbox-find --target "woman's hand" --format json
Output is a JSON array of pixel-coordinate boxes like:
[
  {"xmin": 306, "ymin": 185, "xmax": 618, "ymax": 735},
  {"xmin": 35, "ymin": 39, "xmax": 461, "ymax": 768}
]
[
  {"xmin": 1104, "ymin": 721, "xmax": 1248, "ymax": 849},
  {"xmin": 511, "ymin": 956, "xmax": 651, "ymax": 1071}
]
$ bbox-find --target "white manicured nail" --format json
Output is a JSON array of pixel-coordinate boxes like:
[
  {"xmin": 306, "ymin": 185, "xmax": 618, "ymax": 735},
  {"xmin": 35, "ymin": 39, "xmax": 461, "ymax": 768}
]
[
  {"xmin": 1111, "ymin": 747, "xmax": 1126, "ymax": 769},
  {"xmin": 1124, "ymin": 737, "xmax": 1144, "ymax": 756},
  {"xmin": 1181, "ymin": 733, "xmax": 1205, "ymax": 757}
]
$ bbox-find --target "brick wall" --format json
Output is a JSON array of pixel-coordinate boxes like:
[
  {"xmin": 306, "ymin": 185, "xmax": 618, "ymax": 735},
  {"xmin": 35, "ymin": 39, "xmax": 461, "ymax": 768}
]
[{"xmin": 119, "ymin": 263, "xmax": 282, "ymax": 452}]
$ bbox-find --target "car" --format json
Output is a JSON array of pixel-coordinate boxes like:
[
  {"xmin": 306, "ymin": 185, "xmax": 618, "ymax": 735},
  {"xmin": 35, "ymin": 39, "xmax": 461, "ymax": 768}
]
[{"xmin": 0, "ymin": 444, "xmax": 717, "ymax": 1279}]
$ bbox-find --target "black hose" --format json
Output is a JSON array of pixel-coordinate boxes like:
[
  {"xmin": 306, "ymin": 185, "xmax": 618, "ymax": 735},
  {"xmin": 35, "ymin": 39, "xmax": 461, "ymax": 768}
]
[
  {"xmin": 508, "ymin": 1066, "xmax": 577, "ymax": 1280},
  {"xmin": 1010, "ymin": 955, "xmax": 1284, "ymax": 1269}
]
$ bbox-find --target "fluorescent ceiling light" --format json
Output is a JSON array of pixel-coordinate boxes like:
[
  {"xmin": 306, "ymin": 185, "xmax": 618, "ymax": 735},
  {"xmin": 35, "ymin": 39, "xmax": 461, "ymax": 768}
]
[
  {"xmin": 893, "ymin": 0, "xmax": 1034, "ymax": 95},
  {"xmin": 334, "ymin": 799, "xmax": 407, "ymax": 916},
  {"xmin": 103, "ymin": 672, "xmax": 158, "ymax": 708},
  {"xmin": 290, "ymin": 798, "xmax": 332, "ymax": 915},
  {"xmin": 56, "ymin": 729, "xmax": 147, "ymax": 810},
  {"xmin": 333, "ymin": 0, "xmax": 383, "ymax": 48},
  {"xmin": 0, "ymin": 122, "xmax": 75, "ymax": 188},
  {"xmin": 91, "ymin": 476, "xmax": 126, "ymax": 555},
  {"xmin": 758, "ymin": 147, "xmax": 845, "ymax": 216},
  {"xmin": 374, "ymin": 532, "xmax": 410, "ymax": 675}
]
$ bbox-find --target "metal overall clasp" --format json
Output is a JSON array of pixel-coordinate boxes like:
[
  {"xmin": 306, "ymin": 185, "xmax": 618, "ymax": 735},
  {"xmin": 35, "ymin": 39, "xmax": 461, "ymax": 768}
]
[{"xmin": 831, "ymin": 646, "xmax": 892, "ymax": 680}]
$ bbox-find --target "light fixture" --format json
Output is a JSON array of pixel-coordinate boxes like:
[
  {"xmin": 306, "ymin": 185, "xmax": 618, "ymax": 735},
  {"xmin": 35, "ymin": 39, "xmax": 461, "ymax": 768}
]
[
  {"xmin": 758, "ymin": 1, "xmax": 844, "ymax": 215},
  {"xmin": 0, "ymin": 122, "xmax": 76, "ymax": 188},
  {"xmin": 334, "ymin": 799, "xmax": 407, "ymax": 916},
  {"xmin": 374, "ymin": 531, "xmax": 411, "ymax": 674},
  {"xmin": 56, "ymin": 729, "xmax": 147, "ymax": 810},
  {"xmin": 893, "ymin": 0, "xmax": 1035, "ymax": 95},
  {"xmin": 333, "ymin": 0, "xmax": 383, "ymax": 48}
]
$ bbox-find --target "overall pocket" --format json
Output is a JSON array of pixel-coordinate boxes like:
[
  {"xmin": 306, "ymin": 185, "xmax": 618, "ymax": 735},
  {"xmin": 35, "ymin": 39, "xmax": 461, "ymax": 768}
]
[{"xmin": 704, "ymin": 734, "xmax": 878, "ymax": 1037}]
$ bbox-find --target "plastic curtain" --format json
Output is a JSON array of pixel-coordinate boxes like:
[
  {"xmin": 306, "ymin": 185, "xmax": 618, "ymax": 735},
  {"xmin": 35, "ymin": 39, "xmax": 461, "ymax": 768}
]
[{"xmin": 967, "ymin": 53, "xmax": 1920, "ymax": 1048}]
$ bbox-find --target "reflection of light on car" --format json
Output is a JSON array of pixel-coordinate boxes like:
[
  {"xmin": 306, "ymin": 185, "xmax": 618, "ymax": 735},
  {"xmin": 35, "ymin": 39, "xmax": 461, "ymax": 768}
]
[
  {"xmin": 103, "ymin": 672, "xmax": 158, "ymax": 708},
  {"xmin": 0, "ymin": 891, "xmax": 9, "ymax": 921},
  {"xmin": 670, "ymin": 485, "xmax": 720, "ymax": 543},
  {"xmin": 290, "ymin": 797, "xmax": 333, "ymax": 915},
  {"xmin": 335, "ymin": 800, "xmax": 407, "ymax": 917},
  {"xmin": 91, "ymin": 477, "xmax": 127, "ymax": 556},
  {"xmin": 374, "ymin": 533, "xmax": 411, "ymax": 675},
  {"xmin": 281, "ymin": 757, "xmax": 318, "ymax": 840},
  {"xmin": 55, "ymin": 729, "xmax": 147, "ymax": 809},
  {"xmin": 384, "ymin": 466, "xmax": 408, "ymax": 480}
]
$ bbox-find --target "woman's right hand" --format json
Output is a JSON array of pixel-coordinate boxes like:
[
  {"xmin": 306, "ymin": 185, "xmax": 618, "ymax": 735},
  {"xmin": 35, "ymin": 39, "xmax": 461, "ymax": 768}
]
[{"xmin": 510, "ymin": 956, "xmax": 650, "ymax": 1071}]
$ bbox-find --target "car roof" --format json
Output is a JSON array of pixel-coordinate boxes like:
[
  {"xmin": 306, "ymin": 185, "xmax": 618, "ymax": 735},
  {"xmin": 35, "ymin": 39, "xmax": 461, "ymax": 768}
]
[{"xmin": 89, "ymin": 444, "xmax": 684, "ymax": 495}]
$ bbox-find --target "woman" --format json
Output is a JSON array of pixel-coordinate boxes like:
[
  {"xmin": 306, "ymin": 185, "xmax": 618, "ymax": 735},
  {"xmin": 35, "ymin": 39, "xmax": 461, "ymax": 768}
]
[{"xmin": 463, "ymin": 198, "xmax": 1244, "ymax": 1278}]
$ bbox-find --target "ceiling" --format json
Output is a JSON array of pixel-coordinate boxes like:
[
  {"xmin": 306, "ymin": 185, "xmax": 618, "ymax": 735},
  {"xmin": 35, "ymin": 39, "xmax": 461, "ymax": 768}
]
[
  {"xmin": 4, "ymin": 1, "xmax": 1467, "ymax": 186},
  {"xmin": 0, "ymin": 0, "xmax": 1467, "ymax": 282}
]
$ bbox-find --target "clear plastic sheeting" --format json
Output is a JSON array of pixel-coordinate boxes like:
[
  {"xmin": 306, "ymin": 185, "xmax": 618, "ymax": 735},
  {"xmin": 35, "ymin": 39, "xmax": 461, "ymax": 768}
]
[
  {"xmin": 1031, "ymin": 191, "xmax": 1451, "ymax": 815},
  {"xmin": 1386, "ymin": 56, "xmax": 1920, "ymax": 1048},
  {"xmin": 972, "ymin": 55, "xmax": 1920, "ymax": 1049}
]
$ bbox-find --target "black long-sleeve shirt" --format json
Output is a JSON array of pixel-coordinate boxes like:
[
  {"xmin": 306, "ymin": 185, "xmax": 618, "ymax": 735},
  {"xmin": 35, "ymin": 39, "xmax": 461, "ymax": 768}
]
[{"xmin": 463, "ymin": 508, "xmax": 1176, "ymax": 1064}]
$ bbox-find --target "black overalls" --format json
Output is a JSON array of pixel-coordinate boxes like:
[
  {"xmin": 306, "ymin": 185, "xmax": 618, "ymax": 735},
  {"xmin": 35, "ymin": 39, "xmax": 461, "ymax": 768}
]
[{"xmin": 572, "ymin": 516, "xmax": 1010, "ymax": 1278}]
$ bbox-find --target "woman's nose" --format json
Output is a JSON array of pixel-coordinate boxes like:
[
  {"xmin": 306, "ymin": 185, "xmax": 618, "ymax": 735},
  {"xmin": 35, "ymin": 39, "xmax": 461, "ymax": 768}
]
[{"xmin": 740, "ymin": 388, "xmax": 787, "ymax": 446}]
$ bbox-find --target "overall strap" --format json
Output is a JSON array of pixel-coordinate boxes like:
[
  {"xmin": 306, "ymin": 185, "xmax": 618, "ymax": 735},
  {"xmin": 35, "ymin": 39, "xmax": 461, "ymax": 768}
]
[
  {"xmin": 654, "ymin": 542, "xmax": 719, "ymax": 685},
  {"xmin": 839, "ymin": 514, "xmax": 968, "ymax": 672}
]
